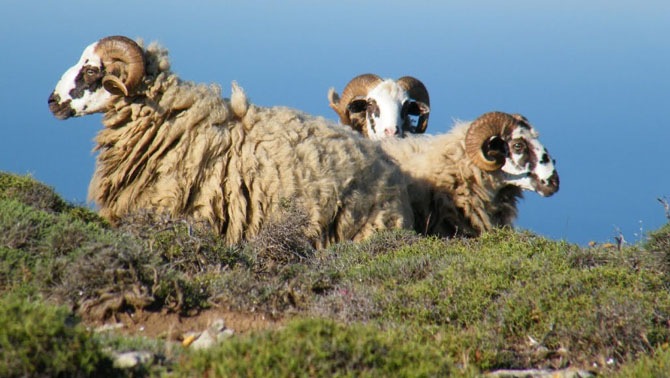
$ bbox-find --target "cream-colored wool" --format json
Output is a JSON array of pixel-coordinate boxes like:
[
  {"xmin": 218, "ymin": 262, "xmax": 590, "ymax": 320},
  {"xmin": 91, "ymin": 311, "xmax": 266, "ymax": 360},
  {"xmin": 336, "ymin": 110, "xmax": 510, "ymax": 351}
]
[
  {"xmin": 88, "ymin": 42, "xmax": 412, "ymax": 248},
  {"xmin": 381, "ymin": 122, "xmax": 522, "ymax": 237}
]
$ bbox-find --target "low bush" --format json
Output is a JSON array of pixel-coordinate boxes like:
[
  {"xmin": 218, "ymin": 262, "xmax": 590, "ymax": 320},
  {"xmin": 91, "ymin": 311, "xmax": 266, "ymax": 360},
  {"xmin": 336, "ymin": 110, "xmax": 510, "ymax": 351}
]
[
  {"xmin": 0, "ymin": 293, "xmax": 116, "ymax": 377},
  {"xmin": 3, "ymin": 171, "xmax": 670, "ymax": 375},
  {"xmin": 174, "ymin": 318, "xmax": 466, "ymax": 377}
]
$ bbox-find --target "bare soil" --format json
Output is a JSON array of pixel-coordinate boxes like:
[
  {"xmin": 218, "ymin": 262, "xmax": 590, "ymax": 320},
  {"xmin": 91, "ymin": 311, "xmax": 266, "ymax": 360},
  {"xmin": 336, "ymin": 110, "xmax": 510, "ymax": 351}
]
[{"xmin": 84, "ymin": 308, "xmax": 282, "ymax": 341}]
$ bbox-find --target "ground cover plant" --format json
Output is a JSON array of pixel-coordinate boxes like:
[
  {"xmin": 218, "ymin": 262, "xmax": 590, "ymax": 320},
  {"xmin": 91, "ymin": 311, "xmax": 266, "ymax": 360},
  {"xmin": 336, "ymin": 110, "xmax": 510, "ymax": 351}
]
[{"xmin": 1, "ymin": 171, "xmax": 669, "ymax": 376}]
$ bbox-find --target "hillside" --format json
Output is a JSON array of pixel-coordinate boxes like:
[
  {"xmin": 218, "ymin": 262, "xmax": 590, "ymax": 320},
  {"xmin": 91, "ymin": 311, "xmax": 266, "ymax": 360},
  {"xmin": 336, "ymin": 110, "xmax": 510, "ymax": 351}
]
[{"xmin": 1, "ymin": 171, "xmax": 669, "ymax": 377}]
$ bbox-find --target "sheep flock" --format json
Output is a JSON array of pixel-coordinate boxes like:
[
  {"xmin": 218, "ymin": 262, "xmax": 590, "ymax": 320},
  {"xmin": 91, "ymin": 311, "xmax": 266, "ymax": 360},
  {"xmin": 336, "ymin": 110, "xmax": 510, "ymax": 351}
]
[{"xmin": 48, "ymin": 35, "xmax": 559, "ymax": 248}]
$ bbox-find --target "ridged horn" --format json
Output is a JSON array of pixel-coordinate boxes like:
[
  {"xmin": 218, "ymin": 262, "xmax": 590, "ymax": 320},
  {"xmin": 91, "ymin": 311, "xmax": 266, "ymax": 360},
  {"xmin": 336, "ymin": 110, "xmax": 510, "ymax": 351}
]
[
  {"xmin": 397, "ymin": 76, "xmax": 430, "ymax": 133},
  {"xmin": 465, "ymin": 111, "xmax": 517, "ymax": 171},
  {"xmin": 336, "ymin": 74, "xmax": 383, "ymax": 124},
  {"xmin": 95, "ymin": 36, "xmax": 145, "ymax": 96}
]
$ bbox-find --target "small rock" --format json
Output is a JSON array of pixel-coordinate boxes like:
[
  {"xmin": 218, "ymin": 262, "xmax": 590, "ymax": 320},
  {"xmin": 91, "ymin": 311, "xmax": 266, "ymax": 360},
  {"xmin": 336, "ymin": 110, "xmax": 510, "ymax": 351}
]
[
  {"xmin": 208, "ymin": 318, "xmax": 225, "ymax": 333},
  {"xmin": 187, "ymin": 318, "xmax": 233, "ymax": 350},
  {"xmin": 217, "ymin": 328, "xmax": 235, "ymax": 342},
  {"xmin": 190, "ymin": 329, "xmax": 218, "ymax": 350},
  {"xmin": 113, "ymin": 351, "xmax": 153, "ymax": 369},
  {"xmin": 526, "ymin": 335, "xmax": 539, "ymax": 346}
]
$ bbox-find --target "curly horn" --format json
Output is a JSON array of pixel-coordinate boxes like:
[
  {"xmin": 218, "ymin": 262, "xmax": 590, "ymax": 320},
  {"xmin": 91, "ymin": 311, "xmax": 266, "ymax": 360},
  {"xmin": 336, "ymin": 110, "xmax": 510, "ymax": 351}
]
[
  {"xmin": 337, "ymin": 74, "xmax": 383, "ymax": 123},
  {"xmin": 465, "ymin": 111, "xmax": 517, "ymax": 171},
  {"xmin": 397, "ymin": 76, "xmax": 430, "ymax": 133},
  {"xmin": 95, "ymin": 36, "xmax": 145, "ymax": 96}
]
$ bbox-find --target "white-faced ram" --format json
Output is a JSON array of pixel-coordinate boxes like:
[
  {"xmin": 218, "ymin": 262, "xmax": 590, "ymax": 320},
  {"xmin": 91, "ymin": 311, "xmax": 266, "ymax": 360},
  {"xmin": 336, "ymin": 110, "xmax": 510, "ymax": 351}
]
[
  {"xmin": 380, "ymin": 112, "xmax": 559, "ymax": 236},
  {"xmin": 327, "ymin": 74, "xmax": 430, "ymax": 139},
  {"xmin": 48, "ymin": 36, "xmax": 413, "ymax": 248}
]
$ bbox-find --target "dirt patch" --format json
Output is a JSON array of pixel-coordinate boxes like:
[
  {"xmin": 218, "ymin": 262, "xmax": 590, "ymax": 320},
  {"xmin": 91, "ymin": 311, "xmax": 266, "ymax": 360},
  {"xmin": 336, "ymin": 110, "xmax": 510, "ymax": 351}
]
[{"xmin": 84, "ymin": 308, "xmax": 282, "ymax": 341}]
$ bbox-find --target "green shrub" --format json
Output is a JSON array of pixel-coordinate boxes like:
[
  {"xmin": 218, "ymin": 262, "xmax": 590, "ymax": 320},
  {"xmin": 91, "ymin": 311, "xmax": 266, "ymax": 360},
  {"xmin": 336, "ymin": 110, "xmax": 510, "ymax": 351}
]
[
  {"xmin": 0, "ymin": 172, "xmax": 68, "ymax": 213},
  {"xmin": 0, "ymin": 293, "xmax": 116, "ymax": 377},
  {"xmin": 0, "ymin": 180, "xmax": 248, "ymax": 318},
  {"xmin": 645, "ymin": 223, "xmax": 670, "ymax": 254},
  {"xmin": 0, "ymin": 172, "xmax": 107, "ymax": 226},
  {"xmin": 4, "ymin": 170, "xmax": 670, "ymax": 375}
]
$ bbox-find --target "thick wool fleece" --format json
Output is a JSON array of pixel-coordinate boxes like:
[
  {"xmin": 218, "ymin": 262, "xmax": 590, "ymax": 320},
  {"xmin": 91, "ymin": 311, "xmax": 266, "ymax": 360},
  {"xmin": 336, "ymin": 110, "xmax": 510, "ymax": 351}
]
[
  {"xmin": 88, "ymin": 42, "xmax": 412, "ymax": 248},
  {"xmin": 381, "ymin": 122, "xmax": 523, "ymax": 237}
]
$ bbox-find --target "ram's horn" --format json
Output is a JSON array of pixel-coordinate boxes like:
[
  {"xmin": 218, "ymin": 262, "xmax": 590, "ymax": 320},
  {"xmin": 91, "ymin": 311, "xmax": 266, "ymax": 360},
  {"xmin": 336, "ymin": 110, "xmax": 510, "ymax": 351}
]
[
  {"xmin": 337, "ymin": 74, "xmax": 383, "ymax": 121},
  {"xmin": 397, "ymin": 76, "xmax": 430, "ymax": 133},
  {"xmin": 465, "ymin": 111, "xmax": 517, "ymax": 171},
  {"xmin": 95, "ymin": 36, "xmax": 145, "ymax": 96}
]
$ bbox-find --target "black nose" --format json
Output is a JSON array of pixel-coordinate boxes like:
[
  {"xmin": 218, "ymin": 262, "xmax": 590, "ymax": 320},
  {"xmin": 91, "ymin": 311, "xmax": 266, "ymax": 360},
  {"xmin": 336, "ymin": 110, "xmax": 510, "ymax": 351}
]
[
  {"xmin": 539, "ymin": 171, "xmax": 559, "ymax": 197},
  {"xmin": 48, "ymin": 92, "xmax": 74, "ymax": 120},
  {"xmin": 547, "ymin": 172, "xmax": 559, "ymax": 188},
  {"xmin": 48, "ymin": 92, "xmax": 58, "ymax": 106}
]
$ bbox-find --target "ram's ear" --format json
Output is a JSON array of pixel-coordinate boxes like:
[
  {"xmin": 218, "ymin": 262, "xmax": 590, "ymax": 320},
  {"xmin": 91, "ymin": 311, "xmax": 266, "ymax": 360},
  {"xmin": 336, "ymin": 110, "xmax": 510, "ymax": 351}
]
[{"xmin": 347, "ymin": 99, "xmax": 367, "ymax": 113}]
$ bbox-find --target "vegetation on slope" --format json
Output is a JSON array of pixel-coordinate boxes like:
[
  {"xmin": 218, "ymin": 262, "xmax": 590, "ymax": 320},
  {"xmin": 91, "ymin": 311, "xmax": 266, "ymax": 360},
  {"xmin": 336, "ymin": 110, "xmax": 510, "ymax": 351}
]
[{"xmin": 1, "ymin": 171, "xmax": 669, "ymax": 376}]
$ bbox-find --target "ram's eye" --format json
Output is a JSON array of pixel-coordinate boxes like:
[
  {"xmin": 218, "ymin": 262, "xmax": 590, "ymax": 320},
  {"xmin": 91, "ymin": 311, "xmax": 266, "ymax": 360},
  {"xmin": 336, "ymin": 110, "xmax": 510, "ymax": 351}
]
[
  {"xmin": 85, "ymin": 68, "xmax": 97, "ymax": 76},
  {"xmin": 511, "ymin": 141, "xmax": 526, "ymax": 153}
]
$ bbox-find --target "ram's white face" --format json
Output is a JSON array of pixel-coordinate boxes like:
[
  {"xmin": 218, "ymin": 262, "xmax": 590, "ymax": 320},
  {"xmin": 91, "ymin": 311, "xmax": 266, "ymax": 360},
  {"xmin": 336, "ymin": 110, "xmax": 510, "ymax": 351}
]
[
  {"xmin": 362, "ymin": 80, "xmax": 408, "ymax": 140},
  {"xmin": 500, "ymin": 123, "xmax": 559, "ymax": 197},
  {"xmin": 48, "ymin": 41, "xmax": 112, "ymax": 119}
]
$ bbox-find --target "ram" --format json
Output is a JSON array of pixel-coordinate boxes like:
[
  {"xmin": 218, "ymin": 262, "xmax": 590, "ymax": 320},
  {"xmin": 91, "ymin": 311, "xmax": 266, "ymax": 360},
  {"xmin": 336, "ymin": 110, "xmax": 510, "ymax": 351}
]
[
  {"xmin": 327, "ymin": 74, "xmax": 430, "ymax": 139},
  {"xmin": 381, "ymin": 111, "xmax": 559, "ymax": 236},
  {"xmin": 47, "ymin": 35, "xmax": 559, "ymax": 246},
  {"xmin": 48, "ymin": 36, "xmax": 412, "ymax": 248}
]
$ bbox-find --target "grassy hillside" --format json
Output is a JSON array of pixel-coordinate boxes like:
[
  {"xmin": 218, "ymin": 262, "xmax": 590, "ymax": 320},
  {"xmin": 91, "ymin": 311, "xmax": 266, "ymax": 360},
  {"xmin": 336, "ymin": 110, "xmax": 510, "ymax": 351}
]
[{"xmin": 1, "ymin": 171, "xmax": 669, "ymax": 377}]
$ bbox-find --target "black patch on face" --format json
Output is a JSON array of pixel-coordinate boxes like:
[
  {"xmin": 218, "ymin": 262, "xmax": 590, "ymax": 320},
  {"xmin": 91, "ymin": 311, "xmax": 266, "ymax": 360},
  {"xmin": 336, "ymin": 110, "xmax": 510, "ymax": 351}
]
[
  {"xmin": 366, "ymin": 99, "xmax": 380, "ymax": 134},
  {"xmin": 540, "ymin": 152, "xmax": 550, "ymax": 164},
  {"xmin": 366, "ymin": 99, "xmax": 380, "ymax": 118},
  {"xmin": 512, "ymin": 114, "xmax": 532, "ymax": 130},
  {"xmin": 516, "ymin": 122, "xmax": 531, "ymax": 131},
  {"xmin": 348, "ymin": 99, "xmax": 367, "ymax": 114},
  {"xmin": 48, "ymin": 92, "xmax": 74, "ymax": 119},
  {"xmin": 347, "ymin": 99, "xmax": 368, "ymax": 134},
  {"xmin": 368, "ymin": 114, "xmax": 376, "ymax": 134},
  {"xmin": 349, "ymin": 113, "xmax": 367, "ymax": 134},
  {"xmin": 526, "ymin": 142, "xmax": 537, "ymax": 168},
  {"xmin": 69, "ymin": 64, "xmax": 104, "ymax": 99}
]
